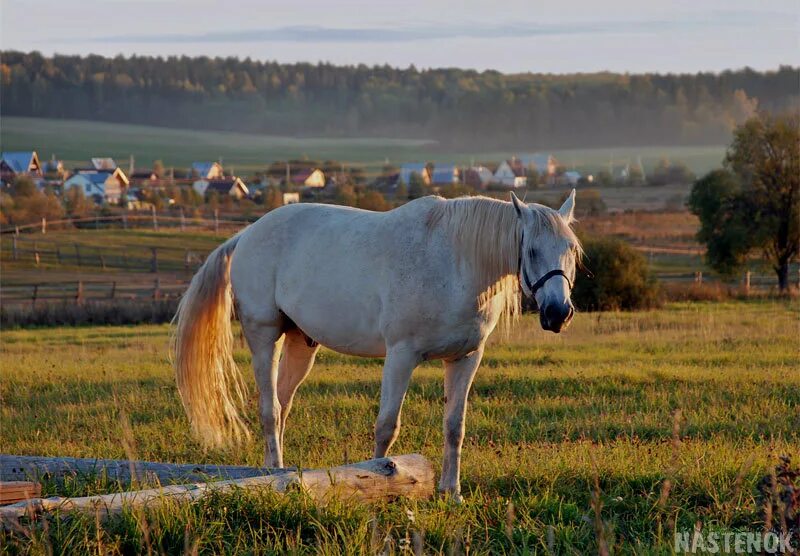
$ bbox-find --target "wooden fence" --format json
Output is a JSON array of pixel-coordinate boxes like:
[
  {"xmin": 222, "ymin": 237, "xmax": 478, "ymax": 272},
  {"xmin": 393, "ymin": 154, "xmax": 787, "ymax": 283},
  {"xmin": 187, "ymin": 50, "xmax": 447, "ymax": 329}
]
[
  {"xmin": 4, "ymin": 236, "xmax": 207, "ymax": 274},
  {"xmin": 0, "ymin": 210, "xmax": 251, "ymax": 235},
  {"xmin": 0, "ymin": 279, "xmax": 187, "ymax": 306}
]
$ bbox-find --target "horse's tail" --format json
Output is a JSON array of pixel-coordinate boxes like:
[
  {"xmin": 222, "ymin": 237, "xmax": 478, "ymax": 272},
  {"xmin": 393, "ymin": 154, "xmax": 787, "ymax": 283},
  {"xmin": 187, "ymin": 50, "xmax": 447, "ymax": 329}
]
[{"xmin": 172, "ymin": 233, "xmax": 250, "ymax": 448}]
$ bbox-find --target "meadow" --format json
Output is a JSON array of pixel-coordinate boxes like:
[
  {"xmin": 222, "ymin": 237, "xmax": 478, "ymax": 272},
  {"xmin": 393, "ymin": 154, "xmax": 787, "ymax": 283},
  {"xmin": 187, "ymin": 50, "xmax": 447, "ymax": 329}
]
[
  {"xmin": 1, "ymin": 117, "xmax": 727, "ymax": 177},
  {"xmin": 1, "ymin": 300, "xmax": 798, "ymax": 553}
]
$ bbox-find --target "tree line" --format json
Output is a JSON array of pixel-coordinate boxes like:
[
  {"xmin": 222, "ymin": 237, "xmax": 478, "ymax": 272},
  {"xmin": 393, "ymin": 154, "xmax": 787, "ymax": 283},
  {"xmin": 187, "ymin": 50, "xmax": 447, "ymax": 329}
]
[{"xmin": 2, "ymin": 51, "xmax": 798, "ymax": 149}]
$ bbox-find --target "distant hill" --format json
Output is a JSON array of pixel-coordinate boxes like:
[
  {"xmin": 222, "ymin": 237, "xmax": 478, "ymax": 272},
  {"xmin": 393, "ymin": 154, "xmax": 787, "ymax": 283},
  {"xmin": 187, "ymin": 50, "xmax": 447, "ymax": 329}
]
[{"xmin": 1, "ymin": 51, "xmax": 798, "ymax": 150}]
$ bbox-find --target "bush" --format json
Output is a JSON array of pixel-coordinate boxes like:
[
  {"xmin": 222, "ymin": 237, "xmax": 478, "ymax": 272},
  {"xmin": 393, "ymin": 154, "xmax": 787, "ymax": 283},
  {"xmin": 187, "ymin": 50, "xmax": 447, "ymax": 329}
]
[
  {"xmin": 572, "ymin": 237, "xmax": 661, "ymax": 311},
  {"xmin": 0, "ymin": 299, "xmax": 180, "ymax": 329}
]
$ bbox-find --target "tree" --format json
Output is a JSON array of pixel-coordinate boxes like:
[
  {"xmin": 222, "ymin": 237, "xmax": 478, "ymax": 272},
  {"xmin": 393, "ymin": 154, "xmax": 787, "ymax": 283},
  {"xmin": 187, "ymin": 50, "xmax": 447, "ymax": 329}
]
[
  {"xmin": 357, "ymin": 190, "xmax": 390, "ymax": 211},
  {"xmin": 689, "ymin": 112, "xmax": 799, "ymax": 290},
  {"xmin": 64, "ymin": 187, "xmax": 95, "ymax": 218},
  {"xmin": 572, "ymin": 237, "xmax": 660, "ymax": 311},
  {"xmin": 407, "ymin": 173, "xmax": 427, "ymax": 199},
  {"xmin": 394, "ymin": 180, "xmax": 408, "ymax": 201}
]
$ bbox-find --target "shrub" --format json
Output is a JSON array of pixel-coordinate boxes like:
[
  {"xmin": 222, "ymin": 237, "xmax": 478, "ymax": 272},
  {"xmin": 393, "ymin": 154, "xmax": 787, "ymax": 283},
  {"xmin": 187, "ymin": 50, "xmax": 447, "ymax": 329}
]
[
  {"xmin": 572, "ymin": 237, "xmax": 661, "ymax": 311},
  {"xmin": 0, "ymin": 299, "xmax": 180, "ymax": 329}
]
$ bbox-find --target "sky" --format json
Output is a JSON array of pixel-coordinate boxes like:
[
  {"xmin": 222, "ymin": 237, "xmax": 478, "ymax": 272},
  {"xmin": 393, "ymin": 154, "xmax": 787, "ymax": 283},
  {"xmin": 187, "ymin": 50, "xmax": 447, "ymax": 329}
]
[{"xmin": 2, "ymin": 0, "xmax": 798, "ymax": 74}]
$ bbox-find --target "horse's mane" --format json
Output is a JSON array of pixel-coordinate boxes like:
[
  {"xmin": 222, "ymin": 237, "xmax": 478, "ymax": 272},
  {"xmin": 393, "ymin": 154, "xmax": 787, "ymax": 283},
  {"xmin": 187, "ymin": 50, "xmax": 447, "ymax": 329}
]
[{"xmin": 426, "ymin": 195, "xmax": 580, "ymax": 328}]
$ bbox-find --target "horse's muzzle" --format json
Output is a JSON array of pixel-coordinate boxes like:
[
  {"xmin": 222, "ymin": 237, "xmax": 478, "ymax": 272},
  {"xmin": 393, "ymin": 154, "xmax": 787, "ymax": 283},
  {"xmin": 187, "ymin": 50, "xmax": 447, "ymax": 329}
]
[{"xmin": 540, "ymin": 303, "xmax": 574, "ymax": 333}]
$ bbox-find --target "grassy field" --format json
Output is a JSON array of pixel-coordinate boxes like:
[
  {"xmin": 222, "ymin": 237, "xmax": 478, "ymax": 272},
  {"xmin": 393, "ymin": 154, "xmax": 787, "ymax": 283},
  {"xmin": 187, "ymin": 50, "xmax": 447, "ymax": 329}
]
[
  {"xmin": 1, "ymin": 117, "xmax": 726, "ymax": 177},
  {"xmin": 1, "ymin": 301, "xmax": 798, "ymax": 553}
]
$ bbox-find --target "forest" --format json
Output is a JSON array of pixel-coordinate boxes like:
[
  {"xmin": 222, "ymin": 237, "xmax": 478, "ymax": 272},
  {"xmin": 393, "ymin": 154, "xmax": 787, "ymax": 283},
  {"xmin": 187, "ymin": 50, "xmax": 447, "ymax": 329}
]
[{"xmin": 1, "ymin": 51, "xmax": 798, "ymax": 150}]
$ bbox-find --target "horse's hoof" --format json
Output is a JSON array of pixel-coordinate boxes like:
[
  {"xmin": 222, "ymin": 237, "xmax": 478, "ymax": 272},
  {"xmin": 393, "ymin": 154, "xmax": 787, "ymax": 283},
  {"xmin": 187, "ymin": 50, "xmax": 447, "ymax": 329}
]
[{"xmin": 438, "ymin": 490, "xmax": 464, "ymax": 504}]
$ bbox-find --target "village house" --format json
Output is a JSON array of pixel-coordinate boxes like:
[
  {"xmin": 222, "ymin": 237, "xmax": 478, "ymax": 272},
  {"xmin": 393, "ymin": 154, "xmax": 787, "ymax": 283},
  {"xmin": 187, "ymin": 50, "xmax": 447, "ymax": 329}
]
[
  {"xmin": 129, "ymin": 169, "xmax": 160, "ymax": 187},
  {"xmin": 64, "ymin": 168, "xmax": 130, "ymax": 204},
  {"xmin": 282, "ymin": 192, "xmax": 300, "ymax": 205},
  {"xmin": 91, "ymin": 157, "xmax": 117, "ymax": 170},
  {"xmin": 464, "ymin": 166, "xmax": 494, "ymax": 189},
  {"xmin": 290, "ymin": 168, "xmax": 325, "ymax": 188},
  {"xmin": 194, "ymin": 177, "xmax": 249, "ymax": 200},
  {"xmin": 191, "ymin": 162, "xmax": 224, "ymax": 180},
  {"xmin": 562, "ymin": 171, "xmax": 582, "ymax": 186},
  {"xmin": 430, "ymin": 164, "xmax": 460, "ymax": 186},
  {"xmin": 517, "ymin": 153, "xmax": 557, "ymax": 185},
  {"xmin": 493, "ymin": 160, "xmax": 527, "ymax": 188},
  {"xmin": 399, "ymin": 163, "xmax": 431, "ymax": 186},
  {"xmin": 1, "ymin": 151, "xmax": 43, "ymax": 184}
]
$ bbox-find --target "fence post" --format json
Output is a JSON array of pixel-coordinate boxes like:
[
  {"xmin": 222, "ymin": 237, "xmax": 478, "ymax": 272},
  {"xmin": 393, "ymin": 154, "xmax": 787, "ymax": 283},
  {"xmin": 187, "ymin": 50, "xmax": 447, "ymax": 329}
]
[
  {"xmin": 75, "ymin": 244, "xmax": 82, "ymax": 266},
  {"xmin": 184, "ymin": 250, "xmax": 191, "ymax": 272},
  {"xmin": 33, "ymin": 241, "xmax": 40, "ymax": 267},
  {"xmin": 12, "ymin": 236, "xmax": 18, "ymax": 261},
  {"xmin": 152, "ymin": 206, "xmax": 158, "ymax": 231},
  {"xmin": 153, "ymin": 278, "xmax": 162, "ymax": 300},
  {"xmin": 32, "ymin": 284, "xmax": 38, "ymax": 307},
  {"xmin": 122, "ymin": 213, "xmax": 128, "ymax": 230},
  {"xmin": 743, "ymin": 271, "xmax": 751, "ymax": 296},
  {"xmin": 41, "ymin": 217, "xmax": 47, "ymax": 235},
  {"xmin": 180, "ymin": 208, "xmax": 186, "ymax": 232},
  {"xmin": 109, "ymin": 281, "xmax": 116, "ymax": 299},
  {"xmin": 694, "ymin": 271, "xmax": 703, "ymax": 284},
  {"xmin": 76, "ymin": 280, "xmax": 84, "ymax": 304},
  {"xmin": 150, "ymin": 247, "xmax": 159, "ymax": 273},
  {"xmin": 15, "ymin": 225, "xmax": 19, "ymax": 236},
  {"xmin": 214, "ymin": 209, "xmax": 219, "ymax": 235},
  {"xmin": 55, "ymin": 245, "xmax": 62, "ymax": 264},
  {"xmin": 99, "ymin": 250, "xmax": 106, "ymax": 270}
]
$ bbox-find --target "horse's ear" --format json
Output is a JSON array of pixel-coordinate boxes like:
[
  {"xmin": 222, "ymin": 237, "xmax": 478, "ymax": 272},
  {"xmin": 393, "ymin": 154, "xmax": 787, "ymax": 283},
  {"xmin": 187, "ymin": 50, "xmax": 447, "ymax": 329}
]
[
  {"xmin": 559, "ymin": 189, "xmax": 576, "ymax": 222},
  {"xmin": 510, "ymin": 191, "xmax": 526, "ymax": 219}
]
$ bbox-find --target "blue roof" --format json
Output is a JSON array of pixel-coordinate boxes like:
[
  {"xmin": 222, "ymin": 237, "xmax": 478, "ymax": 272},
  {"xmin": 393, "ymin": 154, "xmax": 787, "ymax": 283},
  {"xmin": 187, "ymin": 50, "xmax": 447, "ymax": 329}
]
[
  {"xmin": 80, "ymin": 171, "xmax": 112, "ymax": 185},
  {"xmin": 431, "ymin": 164, "xmax": 457, "ymax": 184},
  {"xmin": 517, "ymin": 153, "xmax": 552, "ymax": 170},
  {"xmin": 192, "ymin": 162, "xmax": 216, "ymax": 174},
  {"xmin": 400, "ymin": 163, "xmax": 427, "ymax": 183},
  {"xmin": 1, "ymin": 152, "xmax": 35, "ymax": 173}
]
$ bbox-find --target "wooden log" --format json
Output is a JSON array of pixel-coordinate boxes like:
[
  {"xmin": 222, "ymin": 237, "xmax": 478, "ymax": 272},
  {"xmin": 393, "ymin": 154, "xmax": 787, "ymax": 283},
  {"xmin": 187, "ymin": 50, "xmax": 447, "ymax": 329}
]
[
  {"xmin": 0, "ymin": 454, "xmax": 433, "ymax": 524},
  {"xmin": 0, "ymin": 454, "xmax": 280, "ymax": 484},
  {"xmin": 0, "ymin": 482, "xmax": 41, "ymax": 505}
]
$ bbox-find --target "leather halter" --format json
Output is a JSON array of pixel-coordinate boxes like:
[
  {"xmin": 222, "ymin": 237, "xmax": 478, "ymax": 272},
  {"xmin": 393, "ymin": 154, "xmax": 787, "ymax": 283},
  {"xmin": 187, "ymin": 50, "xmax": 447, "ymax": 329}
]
[{"xmin": 518, "ymin": 231, "xmax": 574, "ymax": 297}]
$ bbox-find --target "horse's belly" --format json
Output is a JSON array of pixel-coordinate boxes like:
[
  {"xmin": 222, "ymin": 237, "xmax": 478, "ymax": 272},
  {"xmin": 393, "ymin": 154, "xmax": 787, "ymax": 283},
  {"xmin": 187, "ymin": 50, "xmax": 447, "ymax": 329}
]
[{"xmin": 280, "ymin": 297, "xmax": 387, "ymax": 358}]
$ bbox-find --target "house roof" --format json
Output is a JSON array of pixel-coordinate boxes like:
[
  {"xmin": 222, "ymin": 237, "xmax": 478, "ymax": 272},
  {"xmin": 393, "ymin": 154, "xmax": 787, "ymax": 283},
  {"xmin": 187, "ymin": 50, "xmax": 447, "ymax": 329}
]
[
  {"xmin": 507, "ymin": 159, "xmax": 526, "ymax": 177},
  {"xmin": 1, "ymin": 151, "xmax": 37, "ymax": 173},
  {"xmin": 517, "ymin": 153, "xmax": 553, "ymax": 171},
  {"xmin": 431, "ymin": 164, "xmax": 457, "ymax": 184},
  {"xmin": 130, "ymin": 170, "xmax": 157, "ymax": 179},
  {"xmin": 205, "ymin": 178, "xmax": 248, "ymax": 195},
  {"xmin": 400, "ymin": 163, "xmax": 428, "ymax": 183},
  {"xmin": 76, "ymin": 169, "xmax": 129, "ymax": 186},
  {"xmin": 91, "ymin": 157, "xmax": 117, "ymax": 170},
  {"xmin": 290, "ymin": 168, "xmax": 322, "ymax": 184},
  {"xmin": 192, "ymin": 162, "xmax": 219, "ymax": 175}
]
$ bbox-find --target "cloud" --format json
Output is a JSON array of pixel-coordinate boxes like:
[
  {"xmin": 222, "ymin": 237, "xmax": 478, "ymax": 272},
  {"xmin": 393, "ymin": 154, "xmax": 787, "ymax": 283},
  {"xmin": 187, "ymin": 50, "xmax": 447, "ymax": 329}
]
[{"xmin": 70, "ymin": 11, "xmax": 794, "ymax": 45}]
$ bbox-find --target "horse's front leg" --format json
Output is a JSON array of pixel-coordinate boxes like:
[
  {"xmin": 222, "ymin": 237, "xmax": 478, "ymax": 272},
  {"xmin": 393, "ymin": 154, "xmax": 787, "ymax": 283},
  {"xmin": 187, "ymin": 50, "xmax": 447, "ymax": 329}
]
[
  {"xmin": 440, "ymin": 346, "xmax": 484, "ymax": 501},
  {"xmin": 374, "ymin": 346, "xmax": 420, "ymax": 458}
]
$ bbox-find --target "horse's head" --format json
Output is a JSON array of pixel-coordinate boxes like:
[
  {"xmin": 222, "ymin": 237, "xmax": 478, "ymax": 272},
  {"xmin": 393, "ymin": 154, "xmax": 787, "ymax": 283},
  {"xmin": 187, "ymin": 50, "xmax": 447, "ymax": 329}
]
[{"xmin": 511, "ymin": 190, "xmax": 581, "ymax": 333}]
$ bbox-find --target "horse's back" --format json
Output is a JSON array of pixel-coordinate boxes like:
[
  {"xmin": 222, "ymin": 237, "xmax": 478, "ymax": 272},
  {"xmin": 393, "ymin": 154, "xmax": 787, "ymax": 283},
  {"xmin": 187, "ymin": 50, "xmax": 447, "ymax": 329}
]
[{"xmin": 232, "ymin": 197, "xmax": 482, "ymax": 356}]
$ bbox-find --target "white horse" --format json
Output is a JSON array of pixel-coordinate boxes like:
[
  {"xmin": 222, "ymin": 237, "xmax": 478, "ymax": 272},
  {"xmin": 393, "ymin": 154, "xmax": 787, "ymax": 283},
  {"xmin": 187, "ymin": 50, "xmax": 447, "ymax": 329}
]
[{"xmin": 173, "ymin": 191, "xmax": 580, "ymax": 498}]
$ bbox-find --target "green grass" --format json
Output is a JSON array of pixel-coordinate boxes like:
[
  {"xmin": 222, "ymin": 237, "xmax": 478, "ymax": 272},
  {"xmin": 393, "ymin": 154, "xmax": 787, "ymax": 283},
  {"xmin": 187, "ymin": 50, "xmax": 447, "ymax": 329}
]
[
  {"xmin": 2, "ymin": 116, "xmax": 726, "ymax": 176},
  {"xmin": 1, "ymin": 301, "xmax": 798, "ymax": 553}
]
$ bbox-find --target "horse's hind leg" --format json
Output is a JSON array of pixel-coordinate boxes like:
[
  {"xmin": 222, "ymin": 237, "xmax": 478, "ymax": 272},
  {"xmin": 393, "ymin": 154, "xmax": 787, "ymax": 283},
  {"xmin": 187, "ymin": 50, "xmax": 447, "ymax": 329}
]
[
  {"xmin": 239, "ymin": 315, "xmax": 284, "ymax": 468},
  {"xmin": 277, "ymin": 329, "xmax": 319, "ymax": 454}
]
